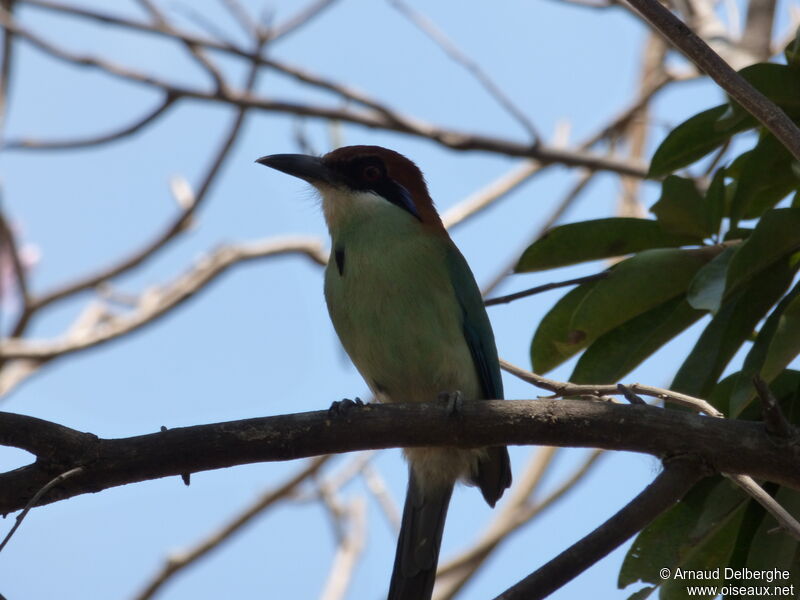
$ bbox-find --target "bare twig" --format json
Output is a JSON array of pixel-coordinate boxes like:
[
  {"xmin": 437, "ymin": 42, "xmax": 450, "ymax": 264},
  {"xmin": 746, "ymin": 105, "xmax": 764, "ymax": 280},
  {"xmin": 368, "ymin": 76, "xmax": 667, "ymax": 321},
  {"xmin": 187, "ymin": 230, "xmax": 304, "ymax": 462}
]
[
  {"xmin": 741, "ymin": 0, "xmax": 777, "ymax": 61},
  {"xmin": 494, "ymin": 456, "xmax": 708, "ymax": 600},
  {"xmin": 361, "ymin": 462, "xmax": 401, "ymax": 531},
  {"xmin": 726, "ymin": 474, "xmax": 800, "ymax": 540},
  {"xmin": 4, "ymin": 93, "xmax": 177, "ymax": 150},
  {"xmin": 389, "ymin": 0, "xmax": 540, "ymax": 142},
  {"xmin": 5, "ymin": 22, "xmax": 268, "ymax": 339},
  {"xmin": 624, "ymin": 0, "xmax": 800, "ymax": 161},
  {"xmin": 499, "ymin": 359, "xmax": 724, "ymax": 417},
  {"xmin": 617, "ymin": 383, "xmax": 647, "ymax": 405},
  {"xmin": 0, "ymin": 466, "xmax": 84, "ymax": 553},
  {"xmin": 272, "ymin": 0, "xmax": 340, "ymax": 41},
  {"xmin": 485, "ymin": 272, "xmax": 609, "ymax": 306},
  {"xmin": 0, "ymin": 207, "xmax": 30, "ymax": 307},
  {"xmin": 0, "ymin": 12, "xmax": 647, "ymax": 178},
  {"xmin": 319, "ymin": 497, "xmax": 367, "ymax": 600},
  {"xmin": 0, "ymin": 236, "xmax": 328, "ymax": 363},
  {"xmin": 435, "ymin": 449, "xmax": 605, "ymax": 600},
  {"xmin": 133, "ymin": 457, "xmax": 329, "ymax": 600},
  {"xmin": 0, "ymin": 0, "xmax": 13, "ymax": 138},
  {"xmin": 753, "ymin": 374, "xmax": 794, "ymax": 439},
  {"xmin": 480, "ymin": 168, "xmax": 597, "ymax": 298},
  {"xmin": 219, "ymin": 0, "xmax": 258, "ymax": 39}
]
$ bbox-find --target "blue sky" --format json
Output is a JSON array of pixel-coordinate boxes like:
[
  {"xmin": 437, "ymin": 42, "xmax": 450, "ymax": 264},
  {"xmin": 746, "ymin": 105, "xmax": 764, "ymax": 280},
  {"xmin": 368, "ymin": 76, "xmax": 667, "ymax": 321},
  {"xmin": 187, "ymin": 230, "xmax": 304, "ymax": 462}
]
[{"xmin": 1, "ymin": 1, "xmax": 796, "ymax": 599}]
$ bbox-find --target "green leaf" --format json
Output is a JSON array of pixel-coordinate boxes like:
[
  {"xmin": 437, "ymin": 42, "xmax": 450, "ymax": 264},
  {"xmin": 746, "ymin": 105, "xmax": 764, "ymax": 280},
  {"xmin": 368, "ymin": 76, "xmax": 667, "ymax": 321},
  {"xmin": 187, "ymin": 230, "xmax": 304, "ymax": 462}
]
[
  {"xmin": 531, "ymin": 279, "xmax": 600, "ymax": 373},
  {"xmin": 785, "ymin": 26, "xmax": 800, "ymax": 68},
  {"xmin": 671, "ymin": 258, "xmax": 796, "ymax": 398},
  {"xmin": 531, "ymin": 248, "xmax": 715, "ymax": 373},
  {"xmin": 570, "ymin": 296, "xmax": 703, "ymax": 384},
  {"xmin": 651, "ymin": 176, "xmax": 714, "ymax": 238},
  {"xmin": 626, "ymin": 587, "xmax": 655, "ymax": 600},
  {"xmin": 705, "ymin": 167, "xmax": 726, "ymax": 236},
  {"xmin": 732, "ymin": 63, "xmax": 800, "ymax": 120},
  {"xmin": 619, "ymin": 477, "xmax": 746, "ymax": 593},
  {"xmin": 743, "ymin": 487, "xmax": 800, "ymax": 575},
  {"xmin": 729, "ymin": 135, "xmax": 800, "ymax": 222},
  {"xmin": 570, "ymin": 248, "xmax": 716, "ymax": 336},
  {"xmin": 711, "ymin": 369, "xmax": 800, "ymax": 417},
  {"xmin": 725, "ymin": 208, "xmax": 800, "ymax": 295},
  {"xmin": 648, "ymin": 105, "xmax": 751, "ymax": 178},
  {"xmin": 686, "ymin": 245, "xmax": 738, "ymax": 313},
  {"xmin": 515, "ymin": 218, "xmax": 699, "ymax": 273},
  {"xmin": 729, "ymin": 281, "xmax": 800, "ymax": 416}
]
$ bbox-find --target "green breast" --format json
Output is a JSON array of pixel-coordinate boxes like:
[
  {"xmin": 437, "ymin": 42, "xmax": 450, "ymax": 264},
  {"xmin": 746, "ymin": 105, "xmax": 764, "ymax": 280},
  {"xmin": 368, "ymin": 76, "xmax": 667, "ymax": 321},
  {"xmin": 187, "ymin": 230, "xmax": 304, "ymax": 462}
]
[{"xmin": 323, "ymin": 221, "xmax": 481, "ymax": 404}]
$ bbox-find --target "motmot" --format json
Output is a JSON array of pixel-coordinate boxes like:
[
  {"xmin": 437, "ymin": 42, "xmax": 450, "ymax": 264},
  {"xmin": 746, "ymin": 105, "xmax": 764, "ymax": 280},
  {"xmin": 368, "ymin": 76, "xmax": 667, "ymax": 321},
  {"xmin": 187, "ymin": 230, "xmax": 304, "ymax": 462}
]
[{"xmin": 257, "ymin": 145, "xmax": 511, "ymax": 600}]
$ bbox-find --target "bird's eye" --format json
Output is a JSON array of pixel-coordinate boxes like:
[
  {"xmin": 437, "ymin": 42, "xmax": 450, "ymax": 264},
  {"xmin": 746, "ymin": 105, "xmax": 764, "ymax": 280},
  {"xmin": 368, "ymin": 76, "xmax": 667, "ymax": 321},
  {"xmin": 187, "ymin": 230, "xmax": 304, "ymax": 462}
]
[{"xmin": 362, "ymin": 165, "xmax": 382, "ymax": 181}]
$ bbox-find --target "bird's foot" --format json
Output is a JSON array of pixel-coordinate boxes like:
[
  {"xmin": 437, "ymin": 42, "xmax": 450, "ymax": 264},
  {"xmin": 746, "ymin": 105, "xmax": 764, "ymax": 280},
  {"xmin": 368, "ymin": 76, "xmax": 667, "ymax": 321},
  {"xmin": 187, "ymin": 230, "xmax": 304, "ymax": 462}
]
[
  {"xmin": 328, "ymin": 397, "xmax": 364, "ymax": 417},
  {"xmin": 438, "ymin": 390, "xmax": 464, "ymax": 417}
]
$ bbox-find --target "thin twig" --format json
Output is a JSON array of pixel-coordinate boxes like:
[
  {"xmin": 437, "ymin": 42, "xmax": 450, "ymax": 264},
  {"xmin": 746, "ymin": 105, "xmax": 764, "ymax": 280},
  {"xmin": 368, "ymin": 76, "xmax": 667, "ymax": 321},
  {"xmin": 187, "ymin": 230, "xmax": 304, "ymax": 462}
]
[
  {"xmin": 0, "ymin": 0, "xmax": 14, "ymax": 139},
  {"xmin": 219, "ymin": 0, "xmax": 258, "ymax": 39},
  {"xmin": 500, "ymin": 359, "xmax": 723, "ymax": 417},
  {"xmin": 0, "ymin": 236, "xmax": 328, "ymax": 363},
  {"xmin": 726, "ymin": 474, "xmax": 800, "ymax": 540},
  {"xmin": 753, "ymin": 374, "xmax": 794, "ymax": 439},
  {"xmin": 271, "ymin": 0, "xmax": 340, "ymax": 41},
  {"xmin": 617, "ymin": 383, "xmax": 647, "ymax": 405},
  {"xmin": 138, "ymin": 0, "xmax": 229, "ymax": 95},
  {"xmin": 0, "ymin": 11, "xmax": 648, "ymax": 178},
  {"xmin": 7, "ymin": 24, "xmax": 268, "ymax": 333},
  {"xmin": 0, "ymin": 207, "xmax": 30, "ymax": 307},
  {"xmin": 361, "ymin": 462, "xmax": 401, "ymax": 531},
  {"xmin": 0, "ymin": 466, "xmax": 84, "ymax": 553},
  {"xmin": 480, "ymin": 169, "xmax": 596, "ymax": 298},
  {"xmin": 435, "ymin": 449, "xmax": 605, "ymax": 600},
  {"xmin": 494, "ymin": 456, "xmax": 708, "ymax": 600},
  {"xmin": 319, "ymin": 497, "xmax": 367, "ymax": 600},
  {"xmin": 389, "ymin": 0, "xmax": 540, "ymax": 142},
  {"xmin": 4, "ymin": 93, "xmax": 177, "ymax": 150},
  {"xmin": 133, "ymin": 457, "xmax": 329, "ymax": 600},
  {"xmin": 485, "ymin": 272, "xmax": 609, "ymax": 306}
]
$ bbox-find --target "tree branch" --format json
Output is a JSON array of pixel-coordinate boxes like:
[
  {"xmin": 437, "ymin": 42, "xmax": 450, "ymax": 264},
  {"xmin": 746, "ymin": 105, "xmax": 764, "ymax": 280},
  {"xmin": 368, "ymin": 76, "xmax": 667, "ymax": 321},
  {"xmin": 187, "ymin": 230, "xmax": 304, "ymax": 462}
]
[
  {"xmin": 624, "ymin": 0, "xmax": 800, "ymax": 161},
  {"xmin": 1, "ymin": 398, "xmax": 799, "ymax": 514},
  {"xmin": 132, "ymin": 456, "xmax": 330, "ymax": 600},
  {"xmin": 0, "ymin": 236, "xmax": 327, "ymax": 362},
  {"xmin": 0, "ymin": 10, "xmax": 648, "ymax": 178},
  {"xmin": 494, "ymin": 455, "xmax": 709, "ymax": 600},
  {"xmin": 4, "ymin": 92, "xmax": 178, "ymax": 150}
]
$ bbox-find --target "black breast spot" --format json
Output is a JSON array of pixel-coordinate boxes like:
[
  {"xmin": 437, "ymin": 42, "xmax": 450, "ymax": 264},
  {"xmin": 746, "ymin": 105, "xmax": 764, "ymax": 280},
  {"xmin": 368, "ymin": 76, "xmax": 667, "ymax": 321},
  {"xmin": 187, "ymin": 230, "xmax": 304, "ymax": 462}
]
[{"xmin": 334, "ymin": 246, "xmax": 345, "ymax": 276}]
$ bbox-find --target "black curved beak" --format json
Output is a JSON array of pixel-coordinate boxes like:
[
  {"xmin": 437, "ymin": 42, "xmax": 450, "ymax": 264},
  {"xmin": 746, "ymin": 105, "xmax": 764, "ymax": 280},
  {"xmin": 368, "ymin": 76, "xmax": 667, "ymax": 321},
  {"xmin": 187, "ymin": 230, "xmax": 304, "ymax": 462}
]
[{"xmin": 256, "ymin": 154, "xmax": 334, "ymax": 185}]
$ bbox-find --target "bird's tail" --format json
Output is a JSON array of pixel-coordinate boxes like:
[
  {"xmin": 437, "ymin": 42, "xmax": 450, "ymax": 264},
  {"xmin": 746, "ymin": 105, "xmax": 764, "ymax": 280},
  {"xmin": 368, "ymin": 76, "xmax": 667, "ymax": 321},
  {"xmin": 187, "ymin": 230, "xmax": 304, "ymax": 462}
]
[{"xmin": 387, "ymin": 469, "xmax": 455, "ymax": 600}]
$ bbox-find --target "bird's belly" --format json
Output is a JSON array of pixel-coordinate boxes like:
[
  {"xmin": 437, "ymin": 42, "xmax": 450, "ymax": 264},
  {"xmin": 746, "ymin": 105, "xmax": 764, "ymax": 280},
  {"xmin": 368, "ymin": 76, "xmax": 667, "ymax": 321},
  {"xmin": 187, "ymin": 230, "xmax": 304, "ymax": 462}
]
[{"xmin": 324, "ymin": 246, "xmax": 481, "ymax": 405}]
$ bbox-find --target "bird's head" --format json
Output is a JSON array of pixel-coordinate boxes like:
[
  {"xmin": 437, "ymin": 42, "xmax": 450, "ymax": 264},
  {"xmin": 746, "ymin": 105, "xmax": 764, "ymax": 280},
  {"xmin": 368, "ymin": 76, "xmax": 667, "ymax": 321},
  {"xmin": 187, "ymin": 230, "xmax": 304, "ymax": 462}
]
[{"xmin": 256, "ymin": 145, "xmax": 443, "ymax": 234}]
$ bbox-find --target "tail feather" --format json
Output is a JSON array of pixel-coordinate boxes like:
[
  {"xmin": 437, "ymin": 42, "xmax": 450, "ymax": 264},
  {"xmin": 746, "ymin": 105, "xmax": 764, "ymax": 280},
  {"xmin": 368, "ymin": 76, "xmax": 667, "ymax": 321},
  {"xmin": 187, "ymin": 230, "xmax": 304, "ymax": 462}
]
[
  {"xmin": 387, "ymin": 470, "xmax": 454, "ymax": 600},
  {"xmin": 473, "ymin": 446, "xmax": 512, "ymax": 507}
]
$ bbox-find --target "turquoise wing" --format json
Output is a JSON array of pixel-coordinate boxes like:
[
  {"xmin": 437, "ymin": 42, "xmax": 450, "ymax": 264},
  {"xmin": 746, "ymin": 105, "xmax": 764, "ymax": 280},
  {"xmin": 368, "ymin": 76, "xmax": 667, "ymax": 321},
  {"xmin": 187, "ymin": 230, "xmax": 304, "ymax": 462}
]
[{"xmin": 444, "ymin": 243, "xmax": 504, "ymax": 400}]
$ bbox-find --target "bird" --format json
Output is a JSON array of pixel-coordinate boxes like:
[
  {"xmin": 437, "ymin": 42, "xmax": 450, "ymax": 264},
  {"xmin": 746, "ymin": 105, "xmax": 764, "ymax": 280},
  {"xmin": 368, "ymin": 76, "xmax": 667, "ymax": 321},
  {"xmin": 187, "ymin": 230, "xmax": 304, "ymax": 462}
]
[{"xmin": 256, "ymin": 145, "xmax": 511, "ymax": 600}]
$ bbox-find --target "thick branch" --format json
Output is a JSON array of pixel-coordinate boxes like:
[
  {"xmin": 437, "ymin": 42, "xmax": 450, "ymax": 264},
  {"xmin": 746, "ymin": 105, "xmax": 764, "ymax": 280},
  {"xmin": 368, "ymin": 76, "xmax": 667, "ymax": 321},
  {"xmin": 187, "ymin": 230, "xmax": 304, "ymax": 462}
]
[
  {"xmin": 1, "ymin": 398, "xmax": 798, "ymax": 514},
  {"xmin": 494, "ymin": 455, "xmax": 708, "ymax": 600}
]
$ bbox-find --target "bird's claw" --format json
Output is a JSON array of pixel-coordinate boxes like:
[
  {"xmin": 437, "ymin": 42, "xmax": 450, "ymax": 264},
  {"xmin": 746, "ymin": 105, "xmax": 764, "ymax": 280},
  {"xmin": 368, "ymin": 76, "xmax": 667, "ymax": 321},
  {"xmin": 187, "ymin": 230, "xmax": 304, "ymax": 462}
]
[
  {"xmin": 438, "ymin": 390, "xmax": 464, "ymax": 417},
  {"xmin": 328, "ymin": 397, "xmax": 364, "ymax": 417}
]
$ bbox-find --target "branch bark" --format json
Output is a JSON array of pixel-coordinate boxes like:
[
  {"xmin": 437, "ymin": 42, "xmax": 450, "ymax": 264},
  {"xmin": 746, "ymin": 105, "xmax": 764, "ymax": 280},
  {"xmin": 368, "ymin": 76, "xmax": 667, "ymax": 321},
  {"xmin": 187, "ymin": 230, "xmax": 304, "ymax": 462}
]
[
  {"xmin": 1, "ymin": 398, "xmax": 798, "ymax": 514},
  {"xmin": 494, "ymin": 455, "xmax": 709, "ymax": 600}
]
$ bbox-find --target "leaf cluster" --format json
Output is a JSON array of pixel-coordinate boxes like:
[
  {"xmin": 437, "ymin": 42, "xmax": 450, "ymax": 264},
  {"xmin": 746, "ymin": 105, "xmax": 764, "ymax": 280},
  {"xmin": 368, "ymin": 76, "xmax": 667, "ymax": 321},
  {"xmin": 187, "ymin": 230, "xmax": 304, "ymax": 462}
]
[{"xmin": 515, "ymin": 38, "xmax": 800, "ymax": 599}]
